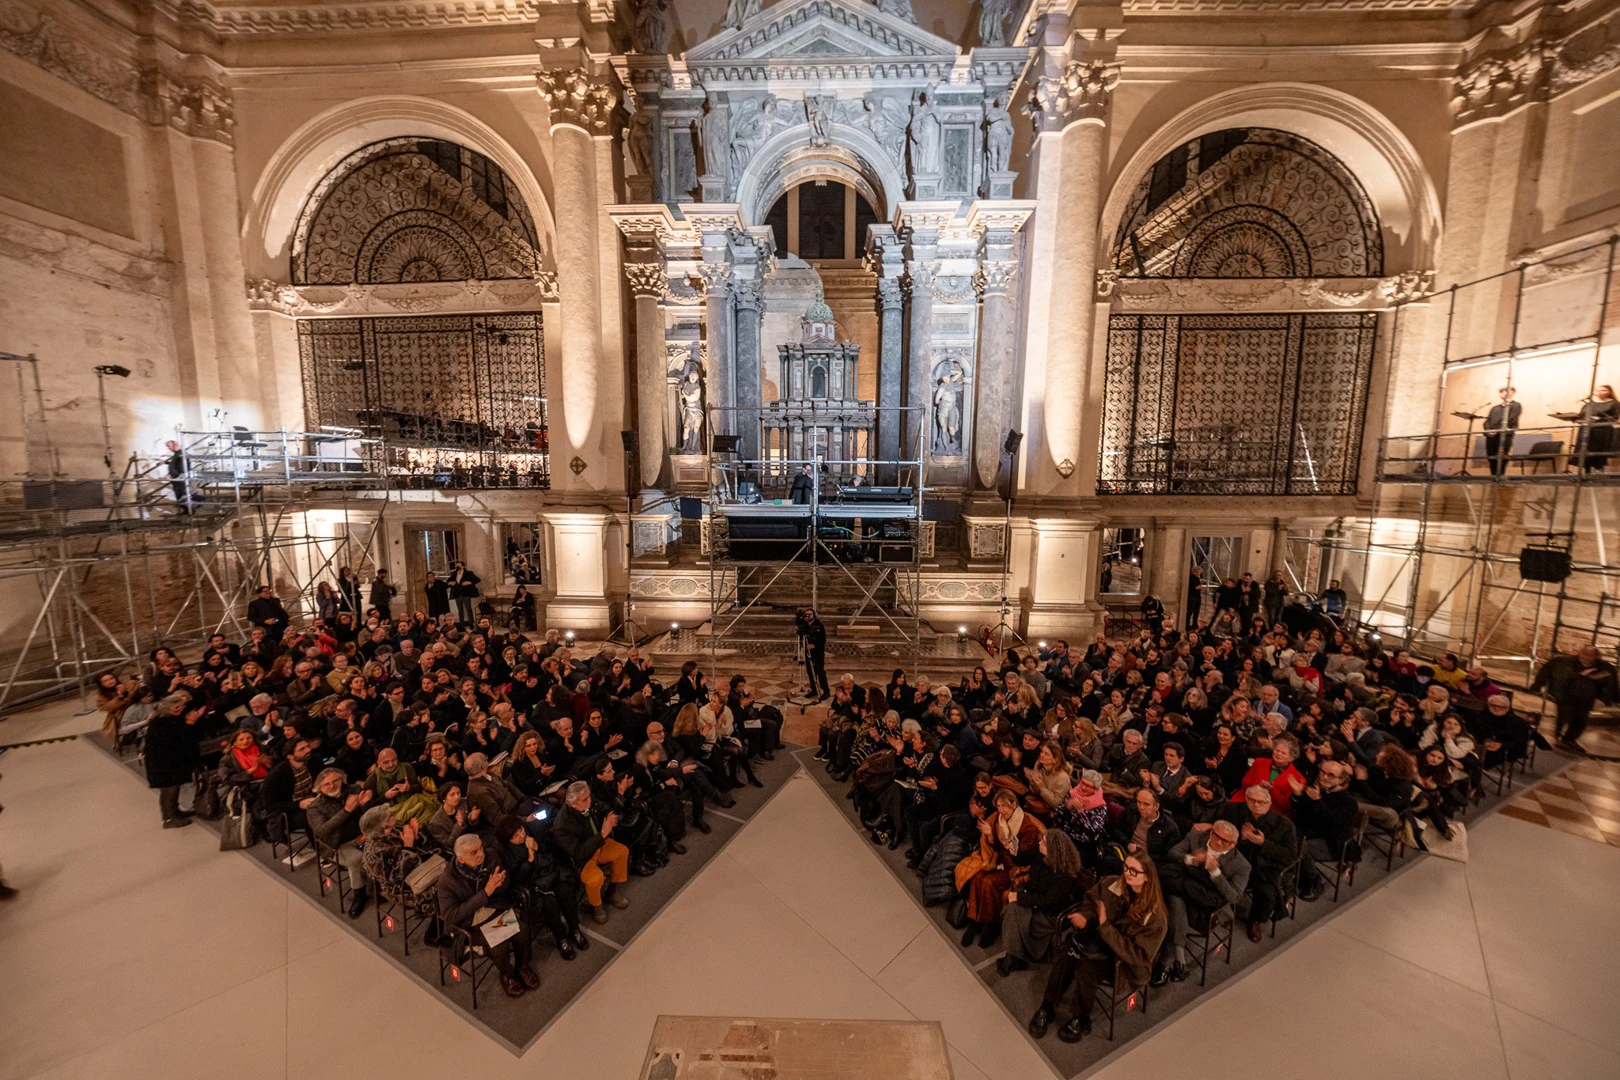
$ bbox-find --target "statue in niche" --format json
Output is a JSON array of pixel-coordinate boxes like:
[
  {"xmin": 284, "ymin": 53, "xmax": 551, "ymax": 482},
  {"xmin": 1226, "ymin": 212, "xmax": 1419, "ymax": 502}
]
[
  {"xmin": 677, "ymin": 369, "xmax": 705, "ymax": 454},
  {"xmin": 984, "ymin": 96, "xmax": 1013, "ymax": 173},
  {"xmin": 723, "ymin": 0, "xmax": 760, "ymax": 31},
  {"xmin": 806, "ymin": 95, "xmax": 835, "ymax": 146},
  {"xmin": 874, "ymin": 0, "xmax": 916, "ymax": 22},
  {"xmin": 865, "ymin": 93, "xmax": 909, "ymax": 168},
  {"xmin": 728, "ymin": 97, "xmax": 768, "ymax": 186},
  {"xmin": 702, "ymin": 91, "xmax": 728, "ymax": 179},
  {"xmin": 932, "ymin": 363, "xmax": 965, "ymax": 455},
  {"xmin": 908, "ymin": 90, "xmax": 941, "ymax": 175},
  {"xmin": 627, "ymin": 104, "xmax": 655, "ymax": 179},
  {"xmin": 630, "ymin": 0, "xmax": 670, "ymax": 52},
  {"xmin": 978, "ymin": 0, "xmax": 1012, "ymax": 46}
]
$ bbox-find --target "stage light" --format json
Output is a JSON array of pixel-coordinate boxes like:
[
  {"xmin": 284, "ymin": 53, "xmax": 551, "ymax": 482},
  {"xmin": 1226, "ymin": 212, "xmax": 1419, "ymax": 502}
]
[
  {"xmin": 1003, "ymin": 430, "xmax": 1023, "ymax": 455},
  {"xmin": 94, "ymin": 364, "xmax": 131, "ymax": 378},
  {"xmin": 564, "ymin": 630, "xmax": 575, "ymax": 641},
  {"xmin": 1039, "ymin": 641, "xmax": 1047, "ymax": 650},
  {"xmin": 957, "ymin": 625, "xmax": 967, "ymax": 642},
  {"xmin": 670, "ymin": 622, "xmax": 680, "ymax": 631}
]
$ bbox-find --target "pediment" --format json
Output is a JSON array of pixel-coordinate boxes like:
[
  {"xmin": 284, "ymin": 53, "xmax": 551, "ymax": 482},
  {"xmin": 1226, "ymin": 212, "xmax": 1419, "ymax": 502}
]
[{"xmin": 686, "ymin": 0, "xmax": 960, "ymax": 65}]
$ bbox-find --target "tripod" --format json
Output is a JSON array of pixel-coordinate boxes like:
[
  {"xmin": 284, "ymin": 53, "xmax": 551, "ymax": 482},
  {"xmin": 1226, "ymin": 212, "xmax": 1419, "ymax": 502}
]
[{"xmin": 990, "ymin": 433, "xmax": 1026, "ymax": 656}]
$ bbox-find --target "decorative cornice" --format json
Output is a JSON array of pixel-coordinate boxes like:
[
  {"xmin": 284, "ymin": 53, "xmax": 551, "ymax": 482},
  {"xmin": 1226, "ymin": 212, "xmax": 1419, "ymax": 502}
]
[
  {"xmin": 536, "ymin": 68, "xmax": 617, "ymax": 134},
  {"xmin": 623, "ymin": 262, "xmax": 667, "ymax": 298},
  {"xmin": 143, "ymin": 66, "xmax": 235, "ymax": 145},
  {"xmin": 1026, "ymin": 60, "xmax": 1119, "ymax": 133},
  {"xmin": 1452, "ymin": 13, "xmax": 1620, "ymax": 127},
  {"xmin": 245, "ymin": 277, "xmax": 555, "ymax": 316},
  {"xmin": 1108, "ymin": 274, "xmax": 1419, "ymax": 313},
  {"xmin": 178, "ymin": 0, "xmax": 548, "ymax": 35},
  {"xmin": 1120, "ymin": 0, "xmax": 1469, "ymax": 9}
]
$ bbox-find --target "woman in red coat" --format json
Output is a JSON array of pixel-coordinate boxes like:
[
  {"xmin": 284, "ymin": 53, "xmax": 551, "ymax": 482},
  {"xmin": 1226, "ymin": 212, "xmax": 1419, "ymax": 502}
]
[
  {"xmin": 1231, "ymin": 734, "xmax": 1306, "ymax": 817},
  {"xmin": 957, "ymin": 788, "xmax": 1045, "ymax": 948}
]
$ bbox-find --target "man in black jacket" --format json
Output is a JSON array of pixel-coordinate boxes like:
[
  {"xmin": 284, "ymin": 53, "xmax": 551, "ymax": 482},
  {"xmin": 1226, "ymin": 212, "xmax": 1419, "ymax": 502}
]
[
  {"xmin": 246, "ymin": 585, "xmax": 289, "ymax": 639},
  {"xmin": 798, "ymin": 608, "xmax": 829, "ymax": 700},
  {"xmin": 1219, "ymin": 785, "xmax": 1299, "ymax": 942},
  {"xmin": 306, "ymin": 768, "xmax": 374, "ymax": 918},
  {"xmin": 1532, "ymin": 644, "xmax": 1618, "ymax": 753},
  {"xmin": 143, "ymin": 693, "xmax": 202, "ymax": 827},
  {"xmin": 552, "ymin": 781, "xmax": 631, "ymax": 924},
  {"xmin": 1111, "ymin": 788, "xmax": 1183, "ymax": 866},
  {"xmin": 448, "ymin": 561, "xmax": 481, "ymax": 626},
  {"xmin": 1293, "ymin": 760, "xmax": 1359, "ymax": 902},
  {"xmin": 436, "ymin": 833, "xmax": 537, "ymax": 998},
  {"xmin": 257, "ymin": 738, "xmax": 318, "ymax": 835},
  {"xmin": 369, "ymin": 570, "xmax": 396, "ymax": 620}
]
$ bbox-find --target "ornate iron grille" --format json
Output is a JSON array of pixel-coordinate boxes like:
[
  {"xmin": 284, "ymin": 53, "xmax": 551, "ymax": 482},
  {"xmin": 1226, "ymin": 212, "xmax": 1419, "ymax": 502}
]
[
  {"xmin": 1099, "ymin": 312, "xmax": 1377, "ymax": 495},
  {"xmin": 1111, "ymin": 128, "xmax": 1383, "ymax": 279},
  {"xmin": 297, "ymin": 313, "xmax": 549, "ymax": 489}
]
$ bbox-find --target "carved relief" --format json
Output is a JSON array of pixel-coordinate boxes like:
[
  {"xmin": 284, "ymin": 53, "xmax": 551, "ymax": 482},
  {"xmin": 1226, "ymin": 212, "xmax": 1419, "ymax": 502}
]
[
  {"xmin": 624, "ymin": 262, "xmax": 667, "ymax": 298},
  {"xmin": 1027, "ymin": 60, "xmax": 1120, "ymax": 133},
  {"xmin": 537, "ymin": 69, "xmax": 617, "ymax": 133}
]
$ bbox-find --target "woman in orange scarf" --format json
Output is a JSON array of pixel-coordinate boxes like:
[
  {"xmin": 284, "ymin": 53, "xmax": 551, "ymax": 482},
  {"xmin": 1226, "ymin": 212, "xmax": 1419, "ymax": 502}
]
[{"xmin": 955, "ymin": 787, "xmax": 1045, "ymax": 948}]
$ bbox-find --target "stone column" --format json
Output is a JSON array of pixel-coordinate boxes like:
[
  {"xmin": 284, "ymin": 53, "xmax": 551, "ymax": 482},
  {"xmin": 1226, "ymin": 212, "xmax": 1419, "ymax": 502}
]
[
  {"xmin": 538, "ymin": 69, "xmax": 616, "ymax": 492},
  {"xmin": 624, "ymin": 260, "xmax": 668, "ymax": 492},
  {"xmin": 1021, "ymin": 58, "xmax": 1119, "ymax": 497},
  {"xmin": 733, "ymin": 277, "xmax": 766, "ymax": 460},
  {"xmin": 701, "ymin": 262, "xmax": 734, "ymax": 437},
  {"xmin": 903, "ymin": 239, "xmax": 937, "ymax": 462},
  {"xmin": 974, "ymin": 260, "xmax": 1018, "ymax": 491},
  {"xmin": 866, "ymin": 224, "xmax": 906, "ymax": 483}
]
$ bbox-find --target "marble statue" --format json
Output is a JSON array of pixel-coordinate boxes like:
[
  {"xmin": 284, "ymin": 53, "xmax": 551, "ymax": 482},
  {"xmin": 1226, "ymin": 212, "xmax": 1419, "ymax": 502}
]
[
  {"xmin": 702, "ymin": 91, "xmax": 728, "ymax": 179},
  {"xmin": 678, "ymin": 370, "xmax": 704, "ymax": 454},
  {"xmin": 723, "ymin": 0, "xmax": 760, "ymax": 31},
  {"xmin": 630, "ymin": 0, "xmax": 670, "ymax": 52},
  {"xmin": 984, "ymin": 96, "xmax": 1013, "ymax": 173},
  {"xmin": 874, "ymin": 0, "xmax": 916, "ymax": 22},
  {"xmin": 908, "ymin": 90, "xmax": 941, "ymax": 175},
  {"xmin": 807, "ymin": 94, "xmax": 835, "ymax": 146},
  {"xmin": 978, "ymin": 0, "xmax": 1012, "ymax": 46},
  {"xmin": 865, "ymin": 93, "xmax": 909, "ymax": 167},
  {"xmin": 728, "ymin": 97, "xmax": 768, "ymax": 187},
  {"xmin": 627, "ymin": 104, "xmax": 655, "ymax": 179},
  {"xmin": 932, "ymin": 363, "xmax": 964, "ymax": 455}
]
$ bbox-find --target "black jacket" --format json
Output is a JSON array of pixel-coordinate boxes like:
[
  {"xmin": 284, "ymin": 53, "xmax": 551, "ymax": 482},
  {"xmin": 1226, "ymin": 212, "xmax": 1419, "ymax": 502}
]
[
  {"xmin": 1110, "ymin": 806, "xmax": 1183, "ymax": 862},
  {"xmin": 436, "ymin": 856, "xmax": 495, "ymax": 930},
  {"xmin": 1011, "ymin": 860, "xmax": 1080, "ymax": 915},
  {"xmin": 143, "ymin": 712, "xmax": 200, "ymax": 788},
  {"xmin": 449, "ymin": 568, "xmax": 482, "ymax": 598},
  {"xmin": 247, "ymin": 595, "xmax": 289, "ymax": 631},
  {"xmin": 1218, "ymin": 804, "xmax": 1298, "ymax": 876},
  {"xmin": 552, "ymin": 803, "xmax": 606, "ymax": 869},
  {"xmin": 424, "ymin": 579, "xmax": 451, "ymax": 617},
  {"xmin": 1293, "ymin": 786, "xmax": 1359, "ymax": 851}
]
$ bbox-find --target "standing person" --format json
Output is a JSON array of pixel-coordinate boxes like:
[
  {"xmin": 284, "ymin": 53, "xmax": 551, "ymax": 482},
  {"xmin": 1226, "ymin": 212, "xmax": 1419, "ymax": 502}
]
[
  {"xmin": 1531, "ymin": 644, "xmax": 1618, "ymax": 753},
  {"xmin": 246, "ymin": 584, "xmax": 288, "ymax": 639},
  {"xmin": 1263, "ymin": 570, "xmax": 1288, "ymax": 627},
  {"xmin": 336, "ymin": 567, "xmax": 362, "ymax": 613},
  {"xmin": 789, "ymin": 463, "xmax": 815, "ymax": 505},
  {"xmin": 143, "ymin": 693, "xmax": 201, "ymax": 828},
  {"xmin": 164, "ymin": 439, "xmax": 191, "ymax": 513},
  {"xmin": 1574, "ymin": 384, "xmax": 1618, "ymax": 472},
  {"xmin": 423, "ymin": 571, "xmax": 450, "ymax": 621},
  {"xmin": 1185, "ymin": 564, "xmax": 1205, "ymax": 630},
  {"xmin": 1484, "ymin": 385, "xmax": 1521, "ymax": 476},
  {"xmin": 369, "ymin": 569, "xmax": 396, "ymax": 620},
  {"xmin": 799, "ymin": 608, "xmax": 829, "ymax": 701},
  {"xmin": 449, "ymin": 560, "xmax": 481, "ymax": 626}
]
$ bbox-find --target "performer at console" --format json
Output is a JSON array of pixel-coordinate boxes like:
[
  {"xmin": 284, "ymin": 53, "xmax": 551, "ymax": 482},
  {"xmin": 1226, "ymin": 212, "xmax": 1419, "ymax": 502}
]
[{"xmin": 1483, "ymin": 386, "xmax": 1520, "ymax": 476}]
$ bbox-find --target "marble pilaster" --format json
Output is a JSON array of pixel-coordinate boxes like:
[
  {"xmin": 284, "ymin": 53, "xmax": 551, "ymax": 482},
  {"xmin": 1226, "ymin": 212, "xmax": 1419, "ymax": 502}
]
[
  {"xmin": 866, "ymin": 225, "xmax": 906, "ymax": 482},
  {"xmin": 732, "ymin": 276, "xmax": 766, "ymax": 460},
  {"xmin": 903, "ymin": 244, "xmax": 937, "ymax": 461},
  {"xmin": 624, "ymin": 260, "xmax": 668, "ymax": 491},
  {"xmin": 966, "ymin": 203, "xmax": 1034, "ymax": 492},
  {"xmin": 700, "ymin": 261, "xmax": 734, "ymax": 439}
]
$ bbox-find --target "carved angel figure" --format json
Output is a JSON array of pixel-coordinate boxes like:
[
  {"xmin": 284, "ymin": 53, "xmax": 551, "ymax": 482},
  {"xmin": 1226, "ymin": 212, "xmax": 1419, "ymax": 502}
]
[
  {"xmin": 678, "ymin": 370, "xmax": 705, "ymax": 454},
  {"xmin": 806, "ymin": 94, "xmax": 835, "ymax": 146},
  {"xmin": 908, "ymin": 90, "xmax": 941, "ymax": 175},
  {"xmin": 932, "ymin": 363, "xmax": 965, "ymax": 455},
  {"xmin": 978, "ymin": 0, "xmax": 1012, "ymax": 46},
  {"xmin": 631, "ymin": 0, "xmax": 670, "ymax": 53},
  {"xmin": 984, "ymin": 96, "xmax": 1013, "ymax": 173},
  {"xmin": 874, "ymin": 0, "xmax": 917, "ymax": 22}
]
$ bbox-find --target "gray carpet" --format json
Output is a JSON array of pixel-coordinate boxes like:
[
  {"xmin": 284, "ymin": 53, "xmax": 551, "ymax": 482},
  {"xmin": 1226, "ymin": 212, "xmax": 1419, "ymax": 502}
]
[
  {"xmin": 94, "ymin": 734, "xmax": 802, "ymax": 1052},
  {"xmin": 798, "ymin": 745, "xmax": 1568, "ymax": 1078}
]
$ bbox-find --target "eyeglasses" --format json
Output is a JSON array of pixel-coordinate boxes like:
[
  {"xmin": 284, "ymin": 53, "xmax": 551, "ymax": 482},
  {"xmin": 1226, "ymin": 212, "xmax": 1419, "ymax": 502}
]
[{"xmin": 1123, "ymin": 865, "xmax": 1147, "ymax": 878}]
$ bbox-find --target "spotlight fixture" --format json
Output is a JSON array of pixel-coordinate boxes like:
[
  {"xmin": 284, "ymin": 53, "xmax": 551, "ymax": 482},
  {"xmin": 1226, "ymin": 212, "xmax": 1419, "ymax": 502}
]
[
  {"xmin": 564, "ymin": 630, "xmax": 575, "ymax": 641},
  {"xmin": 1039, "ymin": 641, "xmax": 1047, "ymax": 650},
  {"xmin": 670, "ymin": 622, "xmax": 680, "ymax": 632},
  {"xmin": 93, "ymin": 364, "xmax": 131, "ymax": 378},
  {"xmin": 956, "ymin": 625, "xmax": 968, "ymax": 642}
]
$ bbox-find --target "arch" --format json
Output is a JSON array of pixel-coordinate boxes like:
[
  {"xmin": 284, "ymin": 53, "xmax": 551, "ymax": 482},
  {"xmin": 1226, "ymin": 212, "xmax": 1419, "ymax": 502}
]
[
  {"xmin": 734, "ymin": 122, "xmax": 906, "ymax": 227},
  {"xmin": 291, "ymin": 138, "xmax": 541, "ymax": 285},
  {"xmin": 1100, "ymin": 84, "xmax": 1441, "ymax": 276},
  {"xmin": 246, "ymin": 96, "xmax": 555, "ymax": 270},
  {"xmin": 1112, "ymin": 128, "xmax": 1383, "ymax": 278}
]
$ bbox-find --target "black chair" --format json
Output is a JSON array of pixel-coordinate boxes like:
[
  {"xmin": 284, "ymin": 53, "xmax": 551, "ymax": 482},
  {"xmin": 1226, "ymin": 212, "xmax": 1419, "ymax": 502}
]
[
  {"xmin": 1183, "ymin": 903, "xmax": 1235, "ymax": 987},
  {"xmin": 373, "ymin": 873, "xmax": 432, "ymax": 956},
  {"xmin": 1318, "ymin": 811, "xmax": 1367, "ymax": 903},
  {"xmin": 313, "ymin": 837, "xmax": 358, "ymax": 913},
  {"xmin": 268, "ymin": 812, "xmax": 315, "ymax": 871},
  {"xmin": 1362, "ymin": 809, "xmax": 1406, "ymax": 871},
  {"xmin": 1517, "ymin": 440, "xmax": 1563, "ymax": 474},
  {"xmin": 1096, "ymin": 958, "xmax": 1149, "ymax": 1041},
  {"xmin": 1269, "ymin": 838, "xmax": 1306, "ymax": 938},
  {"xmin": 438, "ymin": 924, "xmax": 499, "ymax": 1010}
]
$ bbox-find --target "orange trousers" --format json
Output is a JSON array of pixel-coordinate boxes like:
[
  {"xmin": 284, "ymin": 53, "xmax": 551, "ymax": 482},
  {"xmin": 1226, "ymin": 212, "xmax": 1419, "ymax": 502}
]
[{"xmin": 580, "ymin": 838, "xmax": 630, "ymax": 907}]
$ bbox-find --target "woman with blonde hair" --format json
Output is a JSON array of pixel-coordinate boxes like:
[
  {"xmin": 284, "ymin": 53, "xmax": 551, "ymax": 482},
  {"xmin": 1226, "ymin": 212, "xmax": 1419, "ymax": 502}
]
[{"xmin": 1023, "ymin": 740, "xmax": 1073, "ymax": 818}]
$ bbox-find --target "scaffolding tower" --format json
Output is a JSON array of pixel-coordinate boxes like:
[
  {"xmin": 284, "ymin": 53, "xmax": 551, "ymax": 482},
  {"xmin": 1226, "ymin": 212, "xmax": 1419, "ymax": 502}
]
[{"xmin": 1286, "ymin": 235, "xmax": 1620, "ymax": 681}]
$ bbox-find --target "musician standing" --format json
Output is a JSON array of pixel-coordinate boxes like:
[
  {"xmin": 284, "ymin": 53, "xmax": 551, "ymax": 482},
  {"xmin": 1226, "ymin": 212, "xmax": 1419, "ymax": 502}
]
[{"xmin": 1484, "ymin": 386, "xmax": 1520, "ymax": 476}]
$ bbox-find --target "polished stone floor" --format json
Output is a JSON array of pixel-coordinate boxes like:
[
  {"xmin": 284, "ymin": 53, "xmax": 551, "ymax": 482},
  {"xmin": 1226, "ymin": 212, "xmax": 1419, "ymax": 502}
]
[{"xmin": 1, "ymin": 699, "xmax": 1617, "ymax": 1080}]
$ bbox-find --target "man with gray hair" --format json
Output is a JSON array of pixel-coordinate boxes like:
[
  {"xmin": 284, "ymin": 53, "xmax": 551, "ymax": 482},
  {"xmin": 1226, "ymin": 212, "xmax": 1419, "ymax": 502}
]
[
  {"xmin": 1152, "ymin": 819, "xmax": 1250, "ymax": 985},
  {"xmin": 307, "ymin": 768, "xmax": 375, "ymax": 918},
  {"xmin": 436, "ymin": 831, "xmax": 537, "ymax": 998},
  {"xmin": 1219, "ymin": 784, "xmax": 1298, "ymax": 942},
  {"xmin": 552, "ymin": 780, "xmax": 631, "ymax": 924}
]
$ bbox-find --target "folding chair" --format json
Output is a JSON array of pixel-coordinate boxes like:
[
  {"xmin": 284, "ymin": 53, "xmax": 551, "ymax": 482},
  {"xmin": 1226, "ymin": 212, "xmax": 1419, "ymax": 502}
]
[
  {"xmin": 1183, "ymin": 903, "xmax": 1235, "ymax": 987},
  {"xmin": 268, "ymin": 812, "xmax": 315, "ymax": 871},
  {"xmin": 1270, "ymin": 837, "xmax": 1306, "ymax": 938},
  {"xmin": 1362, "ymin": 809, "xmax": 1406, "ymax": 871},
  {"xmin": 313, "ymin": 837, "xmax": 358, "ymax": 913},
  {"xmin": 374, "ymin": 876, "xmax": 430, "ymax": 956},
  {"xmin": 1096, "ymin": 958, "xmax": 1149, "ymax": 1041},
  {"xmin": 438, "ymin": 924, "xmax": 498, "ymax": 1010}
]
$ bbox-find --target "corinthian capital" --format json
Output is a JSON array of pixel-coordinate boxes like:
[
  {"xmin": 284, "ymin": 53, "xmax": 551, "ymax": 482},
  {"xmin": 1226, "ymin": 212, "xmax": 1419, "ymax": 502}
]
[
  {"xmin": 537, "ymin": 69, "xmax": 617, "ymax": 134},
  {"xmin": 698, "ymin": 262, "xmax": 733, "ymax": 296},
  {"xmin": 732, "ymin": 277, "xmax": 765, "ymax": 311},
  {"xmin": 976, "ymin": 262, "xmax": 1018, "ymax": 298},
  {"xmin": 1451, "ymin": 40, "xmax": 1553, "ymax": 126},
  {"xmin": 1027, "ymin": 60, "xmax": 1120, "ymax": 133},
  {"xmin": 624, "ymin": 262, "xmax": 666, "ymax": 298},
  {"xmin": 143, "ymin": 66, "xmax": 235, "ymax": 145}
]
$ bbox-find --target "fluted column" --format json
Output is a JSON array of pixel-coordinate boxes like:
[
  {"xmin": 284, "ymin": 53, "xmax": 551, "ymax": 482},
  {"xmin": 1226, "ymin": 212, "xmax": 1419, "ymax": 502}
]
[
  {"xmin": 975, "ymin": 261, "xmax": 1019, "ymax": 490},
  {"xmin": 537, "ymin": 69, "xmax": 616, "ymax": 491},
  {"xmin": 701, "ymin": 263, "xmax": 734, "ymax": 439},
  {"xmin": 876, "ymin": 278, "xmax": 905, "ymax": 480},
  {"xmin": 904, "ymin": 259, "xmax": 936, "ymax": 461},
  {"xmin": 624, "ymin": 261, "xmax": 667, "ymax": 490},
  {"xmin": 732, "ymin": 277, "xmax": 765, "ymax": 461}
]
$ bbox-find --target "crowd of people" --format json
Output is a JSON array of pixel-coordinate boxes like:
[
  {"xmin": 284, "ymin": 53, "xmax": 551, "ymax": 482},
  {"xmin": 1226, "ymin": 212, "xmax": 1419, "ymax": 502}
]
[
  {"xmin": 813, "ymin": 603, "xmax": 1595, "ymax": 1044},
  {"xmin": 93, "ymin": 566, "xmax": 1612, "ymax": 1025},
  {"xmin": 101, "ymin": 594, "xmax": 785, "ymax": 1002}
]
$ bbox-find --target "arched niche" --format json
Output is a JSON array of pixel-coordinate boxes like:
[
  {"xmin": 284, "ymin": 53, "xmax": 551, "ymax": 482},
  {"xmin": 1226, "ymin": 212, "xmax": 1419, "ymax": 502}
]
[
  {"xmin": 245, "ymin": 96, "xmax": 555, "ymax": 272},
  {"xmin": 733, "ymin": 122, "xmax": 905, "ymax": 228}
]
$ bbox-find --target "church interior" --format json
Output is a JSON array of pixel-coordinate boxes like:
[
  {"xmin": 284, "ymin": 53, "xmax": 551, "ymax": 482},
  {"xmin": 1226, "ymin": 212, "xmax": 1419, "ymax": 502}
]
[{"xmin": 1, "ymin": 0, "xmax": 1618, "ymax": 1077}]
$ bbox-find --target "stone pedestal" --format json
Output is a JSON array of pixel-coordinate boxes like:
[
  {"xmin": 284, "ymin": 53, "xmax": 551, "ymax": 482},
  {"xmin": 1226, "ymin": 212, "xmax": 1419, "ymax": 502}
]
[
  {"xmin": 1025, "ymin": 517, "xmax": 1102, "ymax": 637},
  {"xmin": 984, "ymin": 170, "xmax": 1017, "ymax": 200},
  {"xmin": 542, "ymin": 509, "xmax": 613, "ymax": 630}
]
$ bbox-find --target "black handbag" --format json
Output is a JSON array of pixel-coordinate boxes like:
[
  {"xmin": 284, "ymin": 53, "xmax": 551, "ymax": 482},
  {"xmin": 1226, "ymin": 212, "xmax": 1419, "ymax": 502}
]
[
  {"xmin": 945, "ymin": 894, "xmax": 969, "ymax": 929},
  {"xmin": 193, "ymin": 776, "xmax": 222, "ymax": 821}
]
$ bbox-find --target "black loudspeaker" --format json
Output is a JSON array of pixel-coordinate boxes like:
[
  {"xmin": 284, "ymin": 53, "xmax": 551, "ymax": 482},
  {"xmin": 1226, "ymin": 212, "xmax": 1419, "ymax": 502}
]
[
  {"xmin": 1519, "ymin": 547, "xmax": 1573, "ymax": 582},
  {"xmin": 1003, "ymin": 430, "xmax": 1023, "ymax": 455},
  {"xmin": 711, "ymin": 434, "xmax": 741, "ymax": 454},
  {"xmin": 620, "ymin": 430, "xmax": 638, "ymax": 452}
]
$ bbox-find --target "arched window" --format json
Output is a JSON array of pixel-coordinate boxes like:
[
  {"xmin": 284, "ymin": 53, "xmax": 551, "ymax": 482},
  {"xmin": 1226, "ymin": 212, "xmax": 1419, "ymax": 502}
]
[
  {"xmin": 764, "ymin": 180, "xmax": 880, "ymax": 262},
  {"xmin": 1111, "ymin": 128, "xmax": 1382, "ymax": 279},
  {"xmin": 291, "ymin": 138, "xmax": 542, "ymax": 285}
]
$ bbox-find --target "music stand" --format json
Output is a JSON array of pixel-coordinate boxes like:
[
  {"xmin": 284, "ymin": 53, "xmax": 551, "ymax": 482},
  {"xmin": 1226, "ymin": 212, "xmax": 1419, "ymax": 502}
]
[{"xmin": 1450, "ymin": 410, "xmax": 1485, "ymax": 475}]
